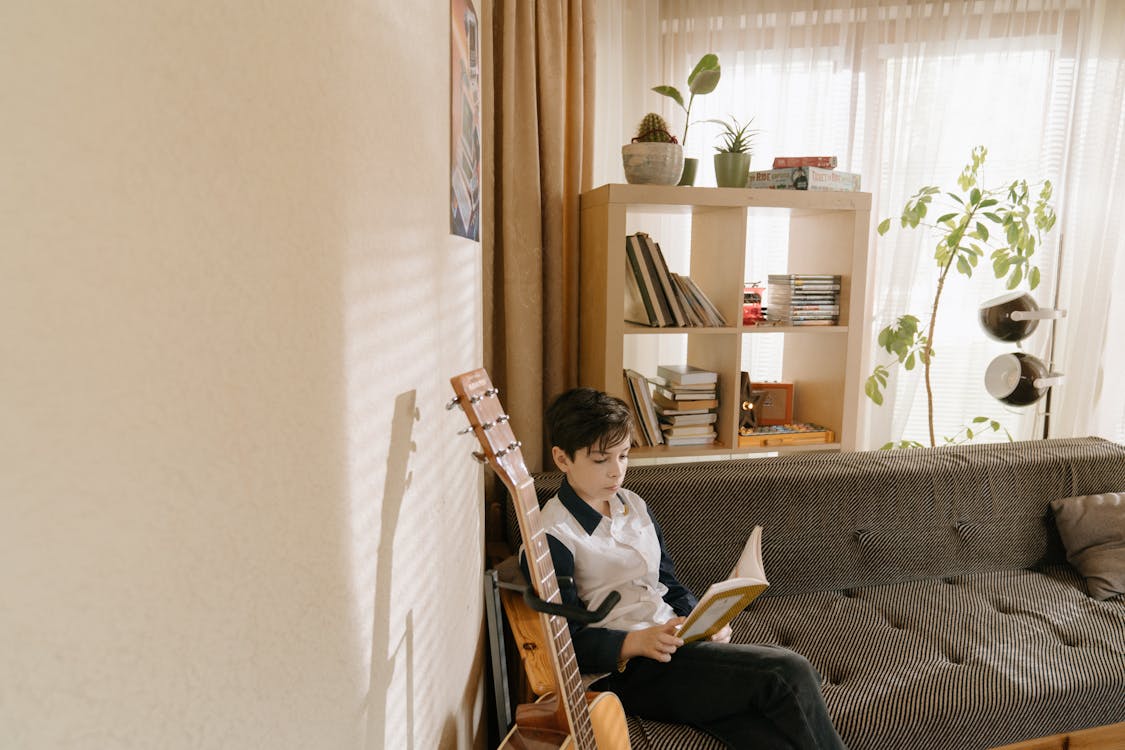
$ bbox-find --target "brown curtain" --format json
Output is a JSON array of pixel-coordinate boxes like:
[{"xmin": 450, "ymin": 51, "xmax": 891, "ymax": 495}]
[{"xmin": 482, "ymin": 0, "xmax": 596, "ymax": 474}]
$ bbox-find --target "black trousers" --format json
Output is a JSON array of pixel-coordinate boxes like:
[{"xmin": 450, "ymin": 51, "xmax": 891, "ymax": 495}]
[{"xmin": 591, "ymin": 642, "xmax": 847, "ymax": 750}]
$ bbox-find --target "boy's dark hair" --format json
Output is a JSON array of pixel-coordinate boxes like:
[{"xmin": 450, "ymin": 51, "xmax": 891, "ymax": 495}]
[{"xmin": 545, "ymin": 387, "xmax": 634, "ymax": 459}]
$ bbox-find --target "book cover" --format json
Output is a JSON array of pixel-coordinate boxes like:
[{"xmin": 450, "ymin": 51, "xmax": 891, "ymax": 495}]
[
  {"xmin": 658, "ymin": 412, "xmax": 718, "ymax": 426},
  {"xmin": 669, "ymin": 273, "xmax": 705, "ymax": 326},
  {"xmin": 661, "ymin": 424, "xmax": 717, "ymax": 437},
  {"xmin": 648, "ymin": 377, "xmax": 716, "ymax": 392},
  {"xmin": 748, "ymin": 167, "xmax": 861, "ymax": 191},
  {"xmin": 771, "ymin": 156, "xmax": 838, "ymax": 169},
  {"xmin": 672, "ymin": 274, "xmax": 716, "ymax": 327},
  {"xmin": 682, "ymin": 276, "xmax": 728, "ymax": 326},
  {"xmin": 654, "ymin": 386, "xmax": 717, "ymax": 402},
  {"xmin": 633, "ymin": 233, "xmax": 675, "ymax": 327},
  {"xmin": 623, "ymin": 258, "xmax": 653, "ymax": 326},
  {"xmin": 677, "ymin": 525, "xmax": 768, "ymax": 643},
  {"xmin": 625, "ymin": 235, "xmax": 660, "ymax": 326},
  {"xmin": 653, "ymin": 391, "xmax": 718, "ymax": 411},
  {"xmin": 642, "ymin": 235, "xmax": 688, "ymax": 327},
  {"xmin": 767, "ymin": 274, "xmax": 841, "ymax": 283},
  {"xmin": 664, "ymin": 433, "xmax": 718, "ymax": 446},
  {"xmin": 657, "ymin": 364, "xmax": 719, "ymax": 385},
  {"xmin": 654, "ymin": 404, "xmax": 713, "ymax": 417},
  {"xmin": 625, "ymin": 368, "xmax": 664, "ymax": 446}
]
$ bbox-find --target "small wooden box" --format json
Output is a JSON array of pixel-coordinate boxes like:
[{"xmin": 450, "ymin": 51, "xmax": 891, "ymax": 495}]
[
  {"xmin": 738, "ymin": 426, "xmax": 834, "ymax": 448},
  {"xmin": 751, "ymin": 382, "xmax": 794, "ymax": 425}
]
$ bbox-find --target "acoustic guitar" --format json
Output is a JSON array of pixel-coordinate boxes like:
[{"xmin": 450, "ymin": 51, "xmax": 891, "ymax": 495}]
[{"xmin": 450, "ymin": 369, "xmax": 631, "ymax": 750}]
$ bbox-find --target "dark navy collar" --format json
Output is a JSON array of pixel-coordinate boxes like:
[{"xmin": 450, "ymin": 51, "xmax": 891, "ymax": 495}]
[{"xmin": 558, "ymin": 477, "xmax": 611, "ymax": 536}]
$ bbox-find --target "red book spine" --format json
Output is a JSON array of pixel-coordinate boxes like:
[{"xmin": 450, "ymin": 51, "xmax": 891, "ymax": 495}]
[{"xmin": 772, "ymin": 156, "xmax": 838, "ymax": 169}]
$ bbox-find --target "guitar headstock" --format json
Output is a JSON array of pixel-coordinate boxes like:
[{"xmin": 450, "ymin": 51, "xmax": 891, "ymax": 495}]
[{"xmin": 449, "ymin": 368, "xmax": 530, "ymax": 491}]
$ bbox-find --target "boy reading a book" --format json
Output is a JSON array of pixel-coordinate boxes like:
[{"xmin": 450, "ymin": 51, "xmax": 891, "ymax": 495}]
[{"xmin": 526, "ymin": 387, "xmax": 847, "ymax": 749}]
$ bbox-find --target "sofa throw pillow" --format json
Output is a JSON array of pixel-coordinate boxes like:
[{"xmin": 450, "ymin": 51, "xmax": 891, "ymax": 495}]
[{"xmin": 1050, "ymin": 492, "xmax": 1125, "ymax": 600}]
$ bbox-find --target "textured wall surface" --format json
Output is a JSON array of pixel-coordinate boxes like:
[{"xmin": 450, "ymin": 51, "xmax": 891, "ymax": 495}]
[{"xmin": 1, "ymin": 3, "xmax": 485, "ymax": 748}]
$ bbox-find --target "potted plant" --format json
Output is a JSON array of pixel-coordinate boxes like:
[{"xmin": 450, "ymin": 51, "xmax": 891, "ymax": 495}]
[
  {"xmin": 621, "ymin": 112, "xmax": 684, "ymax": 185},
  {"xmin": 652, "ymin": 54, "xmax": 721, "ymax": 186},
  {"xmin": 864, "ymin": 146, "xmax": 1058, "ymax": 448},
  {"xmin": 706, "ymin": 116, "xmax": 758, "ymax": 187}
]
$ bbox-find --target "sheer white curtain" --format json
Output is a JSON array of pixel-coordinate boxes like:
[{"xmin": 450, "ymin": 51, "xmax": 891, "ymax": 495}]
[{"xmin": 595, "ymin": 0, "xmax": 1125, "ymax": 448}]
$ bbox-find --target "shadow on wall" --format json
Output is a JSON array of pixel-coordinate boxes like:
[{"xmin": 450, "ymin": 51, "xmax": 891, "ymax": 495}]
[{"xmin": 366, "ymin": 390, "xmax": 419, "ymax": 750}]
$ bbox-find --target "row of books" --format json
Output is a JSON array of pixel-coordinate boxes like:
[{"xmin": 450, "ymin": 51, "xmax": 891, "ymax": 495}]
[
  {"xmin": 625, "ymin": 232, "xmax": 728, "ymax": 328},
  {"xmin": 625, "ymin": 365, "xmax": 720, "ymax": 447},
  {"xmin": 750, "ymin": 156, "xmax": 860, "ymax": 192},
  {"xmin": 766, "ymin": 274, "xmax": 842, "ymax": 326}
]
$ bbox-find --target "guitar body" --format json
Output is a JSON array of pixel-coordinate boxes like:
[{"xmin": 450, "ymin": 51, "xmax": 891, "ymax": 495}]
[{"xmin": 499, "ymin": 692, "xmax": 631, "ymax": 750}]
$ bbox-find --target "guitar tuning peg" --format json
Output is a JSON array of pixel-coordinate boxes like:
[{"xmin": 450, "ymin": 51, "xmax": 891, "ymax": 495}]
[
  {"xmin": 507, "ymin": 440, "xmax": 522, "ymax": 451},
  {"xmin": 494, "ymin": 447, "xmax": 509, "ymax": 458},
  {"xmin": 457, "ymin": 426, "xmax": 473, "ymax": 435},
  {"xmin": 496, "ymin": 414, "xmax": 510, "ymax": 423},
  {"xmin": 469, "ymin": 394, "xmax": 483, "ymax": 404},
  {"xmin": 445, "ymin": 396, "xmax": 461, "ymax": 411},
  {"xmin": 471, "ymin": 451, "xmax": 487, "ymax": 464},
  {"xmin": 481, "ymin": 420, "xmax": 495, "ymax": 431},
  {"xmin": 484, "ymin": 387, "xmax": 500, "ymax": 397}
]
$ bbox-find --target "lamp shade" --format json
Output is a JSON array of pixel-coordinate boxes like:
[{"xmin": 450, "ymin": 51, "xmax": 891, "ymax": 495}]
[
  {"xmin": 984, "ymin": 352, "xmax": 1064, "ymax": 406},
  {"xmin": 979, "ymin": 291, "xmax": 1066, "ymax": 342}
]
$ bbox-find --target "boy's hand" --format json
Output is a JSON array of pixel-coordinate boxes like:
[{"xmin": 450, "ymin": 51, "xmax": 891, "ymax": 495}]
[
  {"xmin": 621, "ymin": 617, "xmax": 685, "ymax": 663},
  {"xmin": 710, "ymin": 623, "xmax": 733, "ymax": 643}
]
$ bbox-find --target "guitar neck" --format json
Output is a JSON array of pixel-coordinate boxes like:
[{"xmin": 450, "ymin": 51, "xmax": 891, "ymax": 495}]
[{"xmin": 511, "ymin": 480, "xmax": 596, "ymax": 750}]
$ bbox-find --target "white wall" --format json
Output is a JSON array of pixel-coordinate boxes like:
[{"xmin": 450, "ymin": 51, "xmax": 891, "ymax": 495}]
[{"xmin": 1, "ymin": 3, "xmax": 486, "ymax": 749}]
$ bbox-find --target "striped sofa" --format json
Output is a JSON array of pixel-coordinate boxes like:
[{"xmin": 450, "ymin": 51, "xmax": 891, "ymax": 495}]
[{"xmin": 519, "ymin": 437, "xmax": 1125, "ymax": 750}]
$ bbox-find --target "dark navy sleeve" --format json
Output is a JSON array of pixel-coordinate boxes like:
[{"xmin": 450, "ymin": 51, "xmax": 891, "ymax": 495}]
[
  {"xmin": 520, "ymin": 534, "xmax": 628, "ymax": 674},
  {"xmin": 648, "ymin": 508, "xmax": 699, "ymax": 616}
]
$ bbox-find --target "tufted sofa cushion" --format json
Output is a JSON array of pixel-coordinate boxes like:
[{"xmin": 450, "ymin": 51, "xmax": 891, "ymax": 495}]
[
  {"xmin": 519, "ymin": 438, "xmax": 1125, "ymax": 598},
  {"xmin": 511, "ymin": 437, "xmax": 1125, "ymax": 749}
]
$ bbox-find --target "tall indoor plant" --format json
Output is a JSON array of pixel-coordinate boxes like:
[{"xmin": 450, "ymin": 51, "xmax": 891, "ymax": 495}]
[
  {"xmin": 652, "ymin": 54, "xmax": 721, "ymax": 186},
  {"xmin": 865, "ymin": 146, "xmax": 1057, "ymax": 448}
]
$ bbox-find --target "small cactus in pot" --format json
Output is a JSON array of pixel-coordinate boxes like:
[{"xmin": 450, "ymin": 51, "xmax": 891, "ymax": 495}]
[
  {"xmin": 623, "ymin": 112, "xmax": 684, "ymax": 185},
  {"xmin": 633, "ymin": 112, "xmax": 678, "ymax": 144}
]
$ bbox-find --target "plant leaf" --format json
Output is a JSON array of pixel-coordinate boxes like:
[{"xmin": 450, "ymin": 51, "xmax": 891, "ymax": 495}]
[
  {"xmin": 1007, "ymin": 265, "xmax": 1023, "ymax": 289},
  {"xmin": 651, "ymin": 85, "xmax": 684, "ymax": 108},
  {"xmin": 865, "ymin": 377, "xmax": 884, "ymax": 405},
  {"xmin": 687, "ymin": 54, "xmax": 721, "ymax": 95},
  {"xmin": 877, "ymin": 218, "xmax": 891, "ymax": 235},
  {"xmin": 689, "ymin": 69, "xmax": 721, "ymax": 96}
]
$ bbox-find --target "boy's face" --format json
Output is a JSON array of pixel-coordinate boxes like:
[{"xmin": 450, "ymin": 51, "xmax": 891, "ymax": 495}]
[{"xmin": 551, "ymin": 435, "xmax": 631, "ymax": 508}]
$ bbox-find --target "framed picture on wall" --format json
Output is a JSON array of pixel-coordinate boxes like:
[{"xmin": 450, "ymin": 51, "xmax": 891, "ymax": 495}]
[{"xmin": 450, "ymin": 0, "xmax": 481, "ymax": 241}]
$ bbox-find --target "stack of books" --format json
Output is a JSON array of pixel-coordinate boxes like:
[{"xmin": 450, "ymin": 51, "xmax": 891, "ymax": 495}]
[
  {"xmin": 767, "ymin": 275, "xmax": 841, "ymax": 326},
  {"xmin": 625, "ymin": 233, "xmax": 727, "ymax": 328},
  {"xmin": 747, "ymin": 155, "xmax": 860, "ymax": 192},
  {"xmin": 651, "ymin": 364, "xmax": 719, "ymax": 446}
]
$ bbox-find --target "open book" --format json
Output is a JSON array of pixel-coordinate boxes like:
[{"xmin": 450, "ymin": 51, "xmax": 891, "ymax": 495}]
[{"xmin": 676, "ymin": 525, "xmax": 768, "ymax": 643}]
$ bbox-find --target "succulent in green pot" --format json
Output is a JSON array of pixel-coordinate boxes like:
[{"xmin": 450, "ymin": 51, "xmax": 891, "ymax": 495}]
[
  {"xmin": 706, "ymin": 116, "xmax": 759, "ymax": 187},
  {"xmin": 622, "ymin": 112, "xmax": 683, "ymax": 185}
]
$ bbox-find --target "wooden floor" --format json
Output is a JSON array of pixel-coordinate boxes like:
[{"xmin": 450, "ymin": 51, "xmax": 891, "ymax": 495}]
[{"xmin": 990, "ymin": 721, "xmax": 1125, "ymax": 749}]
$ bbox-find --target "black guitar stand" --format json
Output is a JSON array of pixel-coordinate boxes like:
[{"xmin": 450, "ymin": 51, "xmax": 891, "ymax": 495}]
[{"xmin": 496, "ymin": 578, "xmax": 621, "ymax": 624}]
